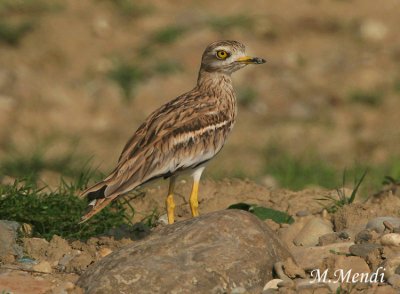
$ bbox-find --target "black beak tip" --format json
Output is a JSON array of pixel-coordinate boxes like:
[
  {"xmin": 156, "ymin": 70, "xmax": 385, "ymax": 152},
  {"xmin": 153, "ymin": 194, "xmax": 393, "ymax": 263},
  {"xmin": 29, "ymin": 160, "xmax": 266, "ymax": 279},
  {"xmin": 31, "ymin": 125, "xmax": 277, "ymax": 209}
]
[{"xmin": 257, "ymin": 58, "xmax": 266, "ymax": 64}]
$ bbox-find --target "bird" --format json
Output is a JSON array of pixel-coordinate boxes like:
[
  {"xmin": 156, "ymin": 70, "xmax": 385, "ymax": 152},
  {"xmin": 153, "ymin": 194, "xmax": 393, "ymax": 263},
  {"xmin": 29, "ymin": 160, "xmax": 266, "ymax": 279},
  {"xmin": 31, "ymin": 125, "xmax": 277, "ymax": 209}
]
[{"xmin": 79, "ymin": 40, "xmax": 265, "ymax": 224}]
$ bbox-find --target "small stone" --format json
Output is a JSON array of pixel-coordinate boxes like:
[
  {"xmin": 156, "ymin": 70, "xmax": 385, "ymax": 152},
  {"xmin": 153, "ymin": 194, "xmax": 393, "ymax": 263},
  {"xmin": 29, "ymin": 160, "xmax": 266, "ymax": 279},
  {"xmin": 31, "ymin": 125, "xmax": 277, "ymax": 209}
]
[
  {"xmin": 350, "ymin": 243, "xmax": 383, "ymax": 258},
  {"xmin": 0, "ymin": 220, "xmax": 23, "ymax": 262},
  {"xmin": 291, "ymin": 242, "xmax": 353, "ymax": 270},
  {"xmin": 323, "ymin": 255, "xmax": 370, "ymax": 282},
  {"xmin": 355, "ymin": 229, "xmax": 373, "ymax": 244},
  {"xmin": 47, "ymin": 235, "xmax": 71, "ymax": 264},
  {"xmin": 296, "ymin": 210, "xmax": 309, "ymax": 217},
  {"xmin": 350, "ymin": 243, "xmax": 383, "ymax": 270},
  {"xmin": 337, "ymin": 231, "xmax": 350, "ymax": 240},
  {"xmin": 388, "ymin": 274, "xmax": 400, "ymax": 288},
  {"xmin": 65, "ymin": 251, "xmax": 94, "ymax": 274},
  {"xmin": 282, "ymin": 257, "xmax": 306, "ymax": 279},
  {"xmin": 231, "ymin": 287, "xmax": 247, "ymax": 294},
  {"xmin": 293, "ymin": 218, "xmax": 333, "ymax": 246},
  {"xmin": 366, "ymin": 217, "xmax": 400, "ymax": 233},
  {"xmin": 22, "ymin": 237, "xmax": 49, "ymax": 260},
  {"xmin": 58, "ymin": 250, "xmax": 81, "ymax": 270},
  {"xmin": 360, "ymin": 19, "xmax": 388, "ymax": 42},
  {"xmin": 380, "ymin": 255, "xmax": 400, "ymax": 280},
  {"xmin": 381, "ymin": 233, "xmax": 400, "ymax": 247},
  {"xmin": 295, "ymin": 279, "xmax": 331, "ymax": 292},
  {"xmin": 98, "ymin": 247, "xmax": 112, "ymax": 258},
  {"xmin": 157, "ymin": 214, "xmax": 169, "ymax": 225},
  {"xmin": 319, "ymin": 233, "xmax": 339, "ymax": 246},
  {"xmin": 32, "ymin": 261, "xmax": 52, "ymax": 273},
  {"xmin": 263, "ymin": 279, "xmax": 283, "ymax": 291}
]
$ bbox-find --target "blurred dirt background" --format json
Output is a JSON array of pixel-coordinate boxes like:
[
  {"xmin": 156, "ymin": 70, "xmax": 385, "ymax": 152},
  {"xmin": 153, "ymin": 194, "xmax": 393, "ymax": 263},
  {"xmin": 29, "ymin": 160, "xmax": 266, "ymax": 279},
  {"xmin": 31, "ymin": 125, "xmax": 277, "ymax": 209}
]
[
  {"xmin": 1, "ymin": 0, "xmax": 400, "ymax": 187},
  {"xmin": 2, "ymin": 1, "xmax": 400, "ymax": 292}
]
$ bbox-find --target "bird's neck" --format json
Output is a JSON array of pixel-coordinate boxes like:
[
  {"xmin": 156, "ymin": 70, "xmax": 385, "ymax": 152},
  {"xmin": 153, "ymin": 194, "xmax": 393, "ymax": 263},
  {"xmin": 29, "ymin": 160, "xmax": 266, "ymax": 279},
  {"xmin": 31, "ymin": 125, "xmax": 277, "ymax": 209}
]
[{"xmin": 196, "ymin": 69, "xmax": 234, "ymax": 96}]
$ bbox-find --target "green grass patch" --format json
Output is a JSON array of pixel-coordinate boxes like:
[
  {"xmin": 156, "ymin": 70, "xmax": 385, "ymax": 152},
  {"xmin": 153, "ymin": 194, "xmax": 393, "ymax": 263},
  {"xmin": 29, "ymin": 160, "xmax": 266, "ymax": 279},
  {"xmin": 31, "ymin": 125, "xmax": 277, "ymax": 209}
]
[
  {"xmin": 0, "ymin": 144, "xmax": 92, "ymax": 183},
  {"xmin": 0, "ymin": 172, "xmax": 132, "ymax": 241},
  {"xmin": 263, "ymin": 143, "xmax": 400, "ymax": 195},
  {"xmin": 152, "ymin": 60, "xmax": 182, "ymax": 76},
  {"xmin": 0, "ymin": 0, "xmax": 62, "ymax": 15},
  {"xmin": 0, "ymin": 21, "xmax": 33, "ymax": 46},
  {"xmin": 237, "ymin": 87, "xmax": 257, "ymax": 107},
  {"xmin": 151, "ymin": 26, "xmax": 186, "ymax": 45},
  {"xmin": 317, "ymin": 170, "xmax": 367, "ymax": 213},
  {"xmin": 348, "ymin": 89, "xmax": 383, "ymax": 106},
  {"xmin": 394, "ymin": 79, "xmax": 400, "ymax": 93},
  {"xmin": 99, "ymin": 0, "xmax": 152, "ymax": 17},
  {"xmin": 208, "ymin": 14, "xmax": 254, "ymax": 33},
  {"xmin": 264, "ymin": 146, "xmax": 338, "ymax": 190},
  {"xmin": 108, "ymin": 61, "xmax": 146, "ymax": 102}
]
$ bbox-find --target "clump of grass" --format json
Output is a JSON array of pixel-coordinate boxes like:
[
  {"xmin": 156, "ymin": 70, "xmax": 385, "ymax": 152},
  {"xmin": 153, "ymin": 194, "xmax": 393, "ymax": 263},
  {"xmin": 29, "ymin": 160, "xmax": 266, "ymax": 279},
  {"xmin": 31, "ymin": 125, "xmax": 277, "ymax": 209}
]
[
  {"xmin": 151, "ymin": 26, "xmax": 186, "ymax": 45},
  {"xmin": 264, "ymin": 146, "xmax": 337, "ymax": 190},
  {"xmin": 208, "ymin": 14, "xmax": 254, "ymax": 33},
  {"xmin": 317, "ymin": 170, "xmax": 367, "ymax": 213},
  {"xmin": 152, "ymin": 60, "xmax": 182, "ymax": 75},
  {"xmin": 108, "ymin": 61, "xmax": 146, "ymax": 102},
  {"xmin": 0, "ymin": 144, "xmax": 91, "ymax": 183},
  {"xmin": 348, "ymin": 89, "xmax": 383, "ymax": 106},
  {"xmin": 0, "ymin": 0, "xmax": 62, "ymax": 15},
  {"xmin": 393, "ymin": 79, "xmax": 400, "ymax": 93},
  {"xmin": 237, "ymin": 87, "xmax": 257, "ymax": 107},
  {"xmin": 100, "ymin": 0, "xmax": 152, "ymax": 17},
  {"xmin": 0, "ymin": 21, "xmax": 33, "ymax": 46},
  {"xmin": 0, "ymin": 172, "xmax": 131, "ymax": 240}
]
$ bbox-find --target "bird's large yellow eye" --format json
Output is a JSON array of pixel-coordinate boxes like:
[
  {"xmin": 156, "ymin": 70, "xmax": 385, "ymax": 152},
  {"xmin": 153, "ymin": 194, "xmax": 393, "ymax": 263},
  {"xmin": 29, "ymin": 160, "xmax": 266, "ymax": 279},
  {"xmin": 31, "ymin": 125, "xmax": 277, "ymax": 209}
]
[{"xmin": 216, "ymin": 50, "xmax": 229, "ymax": 60}]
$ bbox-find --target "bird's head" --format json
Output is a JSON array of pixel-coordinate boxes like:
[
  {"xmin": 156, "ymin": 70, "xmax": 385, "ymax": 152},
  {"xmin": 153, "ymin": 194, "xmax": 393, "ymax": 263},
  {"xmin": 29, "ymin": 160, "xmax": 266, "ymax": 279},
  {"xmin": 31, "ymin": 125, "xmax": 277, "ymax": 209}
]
[{"xmin": 200, "ymin": 40, "xmax": 266, "ymax": 74}]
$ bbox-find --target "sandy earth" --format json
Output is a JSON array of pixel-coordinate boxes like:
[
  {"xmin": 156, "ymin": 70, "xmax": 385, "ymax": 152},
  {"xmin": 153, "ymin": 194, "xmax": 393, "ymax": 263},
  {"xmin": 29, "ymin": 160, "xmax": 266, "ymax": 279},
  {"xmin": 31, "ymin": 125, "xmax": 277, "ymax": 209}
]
[
  {"xmin": 1, "ymin": 0, "xmax": 400, "ymax": 180},
  {"xmin": 1, "ymin": 178, "xmax": 400, "ymax": 293}
]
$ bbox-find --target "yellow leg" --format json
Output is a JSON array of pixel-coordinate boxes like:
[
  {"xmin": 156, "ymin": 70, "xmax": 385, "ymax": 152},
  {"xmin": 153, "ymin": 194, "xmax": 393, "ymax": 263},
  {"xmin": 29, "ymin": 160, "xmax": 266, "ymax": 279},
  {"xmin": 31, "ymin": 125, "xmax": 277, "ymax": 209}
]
[
  {"xmin": 189, "ymin": 179, "xmax": 200, "ymax": 217},
  {"xmin": 166, "ymin": 177, "xmax": 176, "ymax": 224}
]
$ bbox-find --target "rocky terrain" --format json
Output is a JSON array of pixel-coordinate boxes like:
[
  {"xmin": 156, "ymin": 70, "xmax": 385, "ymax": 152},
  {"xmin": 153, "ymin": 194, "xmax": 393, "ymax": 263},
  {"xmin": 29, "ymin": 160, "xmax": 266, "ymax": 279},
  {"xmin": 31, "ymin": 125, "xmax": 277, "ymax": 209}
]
[
  {"xmin": 1, "ymin": 0, "xmax": 400, "ymax": 293},
  {"xmin": 2, "ymin": 179, "xmax": 400, "ymax": 293}
]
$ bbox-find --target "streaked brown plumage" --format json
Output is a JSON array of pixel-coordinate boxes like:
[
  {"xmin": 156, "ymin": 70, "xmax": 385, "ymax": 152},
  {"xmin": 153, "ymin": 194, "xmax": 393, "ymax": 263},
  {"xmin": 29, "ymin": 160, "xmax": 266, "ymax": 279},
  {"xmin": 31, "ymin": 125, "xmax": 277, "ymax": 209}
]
[{"xmin": 79, "ymin": 40, "xmax": 265, "ymax": 224}]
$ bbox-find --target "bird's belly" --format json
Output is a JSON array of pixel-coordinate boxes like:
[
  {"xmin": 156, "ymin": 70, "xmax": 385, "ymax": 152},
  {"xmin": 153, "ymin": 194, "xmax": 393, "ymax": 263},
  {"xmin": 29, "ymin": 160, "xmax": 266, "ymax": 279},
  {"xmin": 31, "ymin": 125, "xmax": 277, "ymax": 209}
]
[{"xmin": 168, "ymin": 127, "xmax": 229, "ymax": 173}]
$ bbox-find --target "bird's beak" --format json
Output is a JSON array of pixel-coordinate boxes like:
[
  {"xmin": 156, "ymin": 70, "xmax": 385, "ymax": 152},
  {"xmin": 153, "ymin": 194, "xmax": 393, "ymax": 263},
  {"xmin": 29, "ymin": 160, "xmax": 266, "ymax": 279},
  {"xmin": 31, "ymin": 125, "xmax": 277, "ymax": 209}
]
[{"xmin": 236, "ymin": 56, "xmax": 266, "ymax": 64}]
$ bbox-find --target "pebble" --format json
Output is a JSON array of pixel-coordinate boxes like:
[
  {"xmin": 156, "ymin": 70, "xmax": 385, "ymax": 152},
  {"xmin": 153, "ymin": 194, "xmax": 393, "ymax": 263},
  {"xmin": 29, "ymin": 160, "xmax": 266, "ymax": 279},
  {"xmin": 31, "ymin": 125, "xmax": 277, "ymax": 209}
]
[
  {"xmin": 293, "ymin": 218, "xmax": 333, "ymax": 246},
  {"xmin": 337, "ymin": 231, "xmax": 350, "ymax": 240},
  {"xmin": 295, "ymin": 210, "xmax": 309, "ymax": 217},
  {"xmin": 318, "ymin": 233, "xmax": 338, "ymax": 246},
  {"xmin": 350, "ymin": 243, "xmax": 383, "ymax": 258},
  {"xmin": 355, "ymin": 229, "xmax": 373, "ymax": 244},
  {"xmin": 0, "ymin": 220, "xmax": 23, "ymax": 263},
  {"xmin": 380, "ymin": 255, "xmax": 400, "ymax": 279},
  {"xmin": 388, "ymin": 274, "xmax": 400, "ymax": 288},
  {"xmin": 231, "ymin": 287, "xmax": 247, "ymax": 294},
  {"xmin": 263, "ymin": 279, "xmax": 283, "ymax": 292},
  {"xmin": 381, "ymin": 233, "xmax": 400, "ymax": 247},
  {"xmin": 295, "ymin": 279, "xmax": 331, "ymax": 292},
  {"xmin": 360, "ymin": 19, "xmax": 388, "ymax": 42},
  {"xmin": 291, "ymin": 242, "xmax": 353, "ymax": 270},
  {"xmin": 157, "ymin": 214, "xmax": 169, "ymax": 226},
  {"xmin": 32, "ymin": 261, "xmax": 52, "ymax": 273},
  {"xmin": 366, "ymin": 217, "xmax": 400, "ymax": 233}
]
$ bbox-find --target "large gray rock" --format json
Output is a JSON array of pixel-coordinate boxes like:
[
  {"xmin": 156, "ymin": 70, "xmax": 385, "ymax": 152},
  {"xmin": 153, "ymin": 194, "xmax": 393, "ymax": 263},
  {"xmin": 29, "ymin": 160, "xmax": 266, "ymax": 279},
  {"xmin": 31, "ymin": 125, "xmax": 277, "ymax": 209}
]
[
  {"xmin": 77, "ymin": 210, "xmax": 292, "ymax": 294},
  {"xmin": 0, "ymin": 220, "xmax": 22, "ymax": 263}
]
